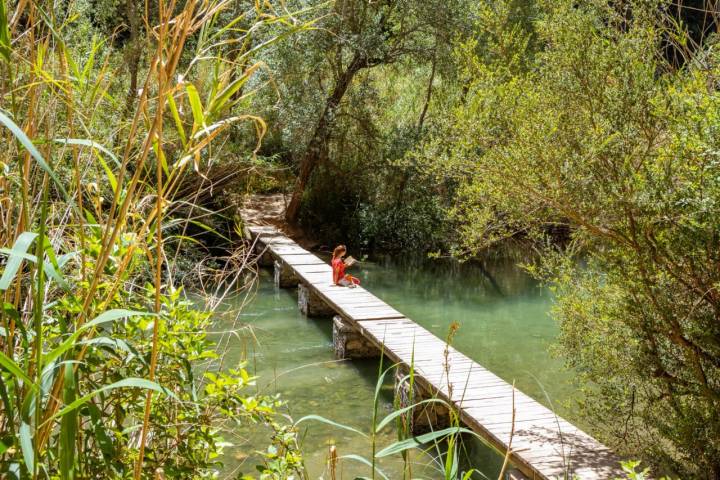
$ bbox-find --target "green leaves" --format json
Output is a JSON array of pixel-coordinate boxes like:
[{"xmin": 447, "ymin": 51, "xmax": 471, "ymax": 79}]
[
  {"xmin": 207, "ymin": 62, "xmax": 261, "ymax": 116},
  {"xmin": 19, "ymin": 422, "xmax": 33, "ymax": 474},
  {"xmin": 1, "ymin": 305, "xmax": 159, "ymax": 478},
  {"xmin": 0, "ymin": 232, "xmax": 38, "ymax": 290},
  {"xmin": 86, "ymin": 402, "xmax": 116, "ymax": 464},
  {"xmin": 374, "ymin": 427, "xmax": 473, "ymax": 457},
  {"xmin": 42, "ymin": 309, "xmax": 153, "ymax": 368},
  {"xmin": 54, "ymin": 138, "xmax": 120, "ymax": 193},
  {"xmin": 84, "ymin": 309, "xmax": 150, "ymax": 330},
  {"xmin": 0, "ymin": 0, "xmax": 317, "ymax": 477},
  {"xmin": 49, "ymin": 378, "xmax": 176, "ymax": 423},
  {"xmin": 0, "ymin": 109, "xmax": 70, "ymax": 202},
  {"xmin": 432, "ymin": 1, "xmax": 720, "ymax": 475},
  {"xmin": 295, "ymin": 414, "xmax": 367, "ymax": 437},
  {"xmin": 0, "ymin": 232, "xmax": 74, "ymax": 293},
  {"xmin": 374, "ymin": 398, "xmax": 448, "ymax": 433},
  {"xmin": 338, "ymin": 454, "xmax": 389, "ymax": 480},
  {"xmin": 0, "ymin": 350, "xmax": 35, "ymax": 389},
  {"xmin": 167, "ymin": 92, "xmax": 187, "ymax": 147},
  {"xmin": 0, "ymin": 0, "xmax": 10, "ymax": 62},
  {"xmin": 59, "ymin": 363, "xmax": 78, "ymax": 480},
  {"xmin": 185, "ymin": 83, "xmax": 205, "ymax": 131}
]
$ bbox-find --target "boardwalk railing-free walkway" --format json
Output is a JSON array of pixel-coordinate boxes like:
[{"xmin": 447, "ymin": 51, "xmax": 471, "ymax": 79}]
[{"xmin": 245, "ymin": 225, "xmax": 624, "ymax": 480}]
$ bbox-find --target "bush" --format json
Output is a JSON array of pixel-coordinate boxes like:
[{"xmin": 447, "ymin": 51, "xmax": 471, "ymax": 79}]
[{"xmin": 420, "ymin": 0, "xmax": 720, "ymax": 475}]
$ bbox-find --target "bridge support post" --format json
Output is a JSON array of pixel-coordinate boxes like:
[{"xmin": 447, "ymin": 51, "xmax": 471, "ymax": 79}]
[
  {"xmin": 258, "ymin": 247, "xmax": 274, "ymax": 267},
  {"xmin": 298, "ymin": 283, "xmax": 335, "ymax": 317},
  {"xmin": 394, "ymin": 369, "xmax": 451, "ymax": 435},
  {"xmin": 274, "ymin": 260, "xmax": 298, "ymax": 288},
  {"xmin": 333, "ymin": 316, "xmax": 380, "ymax": 359}
]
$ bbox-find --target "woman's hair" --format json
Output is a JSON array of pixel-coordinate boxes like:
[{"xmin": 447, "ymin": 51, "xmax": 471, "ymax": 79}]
[{"xmin": 332, "ymin": 245, "xmax": 346, "ymax": 259}]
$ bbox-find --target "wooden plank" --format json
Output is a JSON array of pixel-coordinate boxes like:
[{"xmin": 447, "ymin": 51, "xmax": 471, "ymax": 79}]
[
  {"xmin": 376, "ymin": 333, "xmax": 436, "ymax": 341},
  {"xmin": 363, "ymin": 328, "xmax": 424, "ymax": 337},
  {"xmin": 369, "ymin": 324, "xmax": 433, "ymax": 332},
  {"xmin": 376, "ymin": 332, "xmax": 444, "ymax": 341},
  {"xmin": 456, "ymin": 397, "xmax": 539, "ymax": 411},
  {"xmin": 335, "ymin": 302, "xmax": 390, "ymax": 309},
  {"xmin": 294, "ymin": 268, "xmax": 331, "ymax": 276},
  {"xmin": 269, "ymin": 243, "xmax": 309, "ymax": 253},
  {"xmin": 292, "ymin": 267, "xmax": 331, "ymax": 275},
  {"xmin": 292, "ymin": 261, "xmax": 331, "ymax": 270},
  {"xmin": 298, "ymin": 277, "xmax": 334, "ymax": 286},
  {"xmin": 360, "ymin": 316, "xmax": 419, "ymax": 324},
  {"xmin": 416, "ymin": 369, "xmax": 481, "ymax": 381},
  {"xmin": 328, "ymin": 297, "xmax": 382, "ymax": 306},
  {"xmin": 344, "ymin": 311, "xmax": 406, "ymax": 321},
  {"xmin": 450, "ymin": 385, "xmax": 532, "ymax": 400},
  {"xmin": 262, "ymin": 237, "xmax": 296, "ymax": 246},
  {"xmin": 245, "ymin": 225, "xmax": 278, "ymax": 237},
  {"xmin": 342, "ymin": 306, "xmax": 402, "ymax": 314},
  {"xmin": 359, "ymin": 317, "xmax": 414, "ymax": 323},
  {"xmin": 320, "ymin": 290, "xmax": 378, "ymax": 299},
  {"xmin": 408, "ymin": 356, "xmax": 476, "ymax": 364},
  {"xmin": 281, "ymin": 256, "xmax": 327, "ymax": 266},
  {"xmin": 322, "ymin": 294, "xmax": 379, "ymax": 301},
  {"xmin": 378, "ymin": 335, "xmax": 441, "ymax": 346}
]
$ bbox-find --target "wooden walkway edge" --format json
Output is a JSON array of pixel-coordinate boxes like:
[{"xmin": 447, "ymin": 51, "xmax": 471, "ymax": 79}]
[{"xmin": 245, "ymin": 225, "xmax": 625, "ymax": 480}]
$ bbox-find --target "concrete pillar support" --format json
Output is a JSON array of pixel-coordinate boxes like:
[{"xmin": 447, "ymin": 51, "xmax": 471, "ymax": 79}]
[
  {"xmin": 274, "ymin": 260, "xmax": 298, "ymax": 288},
  {"xmin": 394, "ymin": 369, "xmax": 451, "ymax": 435},
  {"xmin": 332, "ymin": 316, "xmax": 380, "ymax": 359},
  {"xmin": 258, "ymin": 248, "xmax": 274, "ymax": 267},
  {"xmin": 298, "ymin": 283, "xmax": 335, "ymax": 317}
]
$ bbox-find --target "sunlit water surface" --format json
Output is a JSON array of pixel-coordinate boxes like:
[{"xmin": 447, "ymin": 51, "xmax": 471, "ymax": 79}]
[{"xmin": 212, "ymin": 253, "xmax": 578, "ymax": 479}]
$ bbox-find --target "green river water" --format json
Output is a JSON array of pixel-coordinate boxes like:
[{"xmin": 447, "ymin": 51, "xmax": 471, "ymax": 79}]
[{"xmin": 214, "ymin": 253, "xmax": 579, "ymax": 479}]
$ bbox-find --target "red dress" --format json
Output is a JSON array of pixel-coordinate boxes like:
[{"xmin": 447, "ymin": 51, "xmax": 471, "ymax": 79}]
[{"xmin": 332, "ymin": 257, "xmax": 360, "ymax": 286}]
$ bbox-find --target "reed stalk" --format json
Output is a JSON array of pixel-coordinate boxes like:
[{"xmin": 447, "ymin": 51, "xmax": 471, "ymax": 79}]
[{"xmin": 0, "ymin": 0, "xmax": 315, "ymax": 477}]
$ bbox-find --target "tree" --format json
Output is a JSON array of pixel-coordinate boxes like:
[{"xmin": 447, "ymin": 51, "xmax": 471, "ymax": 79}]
[
  {"xmin": 281, "ymin": 0, "xmax": 468, "ymax": 224},
  {"xmin": 422, "ymin": 0, "xmax": 720, "ymax": 476}
]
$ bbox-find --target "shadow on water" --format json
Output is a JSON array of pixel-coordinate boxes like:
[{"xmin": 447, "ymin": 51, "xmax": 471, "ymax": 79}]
[{"xmin": 211, "ymin": 250, "xmax": 579, "ymax": 479}]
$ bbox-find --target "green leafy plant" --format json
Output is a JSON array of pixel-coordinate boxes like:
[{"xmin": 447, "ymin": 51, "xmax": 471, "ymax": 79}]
[
  {"xmin": 417, "ymin": 0, "xmax": 720, "ymax": 475},
  {"xmin": 0, "ymin": 0, "xmax": 311, "ymax": 478}
]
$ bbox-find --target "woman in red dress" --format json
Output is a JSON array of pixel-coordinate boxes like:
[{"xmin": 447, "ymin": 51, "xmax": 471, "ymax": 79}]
[{"xmin": 331, "ymin": 245, "xmax": 360, "ymax": 287}]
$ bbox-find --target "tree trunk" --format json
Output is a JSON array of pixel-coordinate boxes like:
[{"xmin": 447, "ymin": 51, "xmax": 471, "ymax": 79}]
[
  {"xmin": 416, "ymin": 48, "xmax": 437, "ymax": 136},
  {"xmin": 394, "ymin": 49, "xmax": 437, "ymax": 207},
  {"xmin": 285, "ymin": 53, "xmax": 366, "ymax": 224},
  {"xmin": 124, "ymin": 0, "xmax": 141, "ymax": 114}
]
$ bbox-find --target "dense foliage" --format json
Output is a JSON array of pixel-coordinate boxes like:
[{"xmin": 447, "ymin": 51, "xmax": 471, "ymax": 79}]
[
  {"xmin": 0, "ymin": 0, "xmax": 307, "ymax": 478},
  {"xmin": 417, "ymin": 0, "xmax": 720, "ymax": 476},
  {"xmin": 248, "ymin": 0, "xmax": 473, "ymax": 251},
  {"xmin": 249, "ymin": 0, "xmax": 720, "ymax": 476},
  {"xmin": 3, "ymin": 0, "xmax": 720, "ymax": 477}
]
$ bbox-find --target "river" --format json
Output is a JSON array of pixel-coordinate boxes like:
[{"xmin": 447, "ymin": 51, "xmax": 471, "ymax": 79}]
[{"xmin": 214, "ymin": 252, "xmax": 578, "ymax": 479}]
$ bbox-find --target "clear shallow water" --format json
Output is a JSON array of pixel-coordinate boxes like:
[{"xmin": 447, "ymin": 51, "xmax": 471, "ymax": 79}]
[
  {"xmin": 361, "ymin": 255, "xmax": 575, "ymax": 413},
  {"xmin": 212, "ymin": 253, "xmax": 578, "ymax": 479}
]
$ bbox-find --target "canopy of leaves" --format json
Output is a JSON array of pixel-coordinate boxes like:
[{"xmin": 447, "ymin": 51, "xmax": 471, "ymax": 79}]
[{"xmin": 419, "ymin": 0, "xmax": 720, "ymax": 475}]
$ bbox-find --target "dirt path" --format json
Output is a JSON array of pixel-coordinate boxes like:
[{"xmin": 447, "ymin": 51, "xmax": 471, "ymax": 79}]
[{"xmin": 238, "ymin": 193, "xmax": 319, "ymax": 250}]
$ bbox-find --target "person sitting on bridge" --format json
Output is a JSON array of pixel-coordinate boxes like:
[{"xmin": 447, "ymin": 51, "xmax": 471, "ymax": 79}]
[{"xmin": 332, "ymin": 245, "xmax": 360, "ymax": 287}]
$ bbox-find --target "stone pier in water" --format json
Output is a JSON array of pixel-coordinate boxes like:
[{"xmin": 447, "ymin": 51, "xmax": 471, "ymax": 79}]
[
  {"xmin": 332, "ymin": 316, "xmax": 380, "ymax": 359},
  {"xmin": 299, "ymin": 283, "xmax": 335, "ymax": 317},
  {"xmin": 274, "ymin": 260, "xmax": 298, "ymax": 288}
]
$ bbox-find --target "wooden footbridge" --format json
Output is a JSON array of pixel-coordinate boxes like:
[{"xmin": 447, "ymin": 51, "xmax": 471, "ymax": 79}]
[{"xmin": 245, "ymin": 225, "xmax": 625, "ymax": 480}]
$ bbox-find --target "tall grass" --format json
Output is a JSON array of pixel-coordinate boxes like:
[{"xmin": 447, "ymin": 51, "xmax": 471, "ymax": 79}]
[
  {"xmin": 294, "ymin": 350, "xmax": 492, "ymax": 480},
  {"xmin": 0, "ymin": 0, "xmax": 314, "ymax": 477}
]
